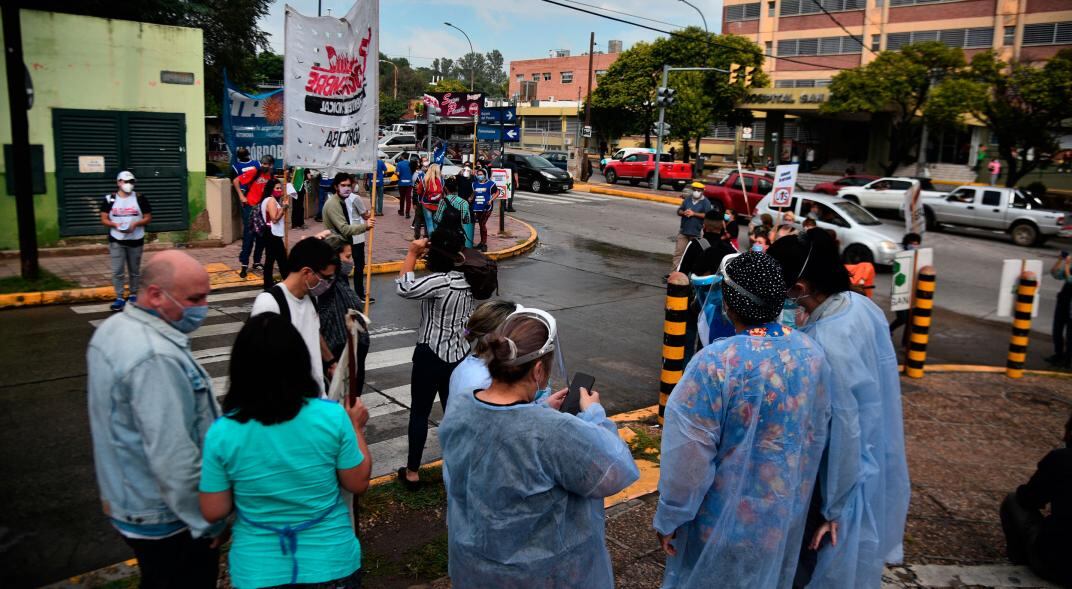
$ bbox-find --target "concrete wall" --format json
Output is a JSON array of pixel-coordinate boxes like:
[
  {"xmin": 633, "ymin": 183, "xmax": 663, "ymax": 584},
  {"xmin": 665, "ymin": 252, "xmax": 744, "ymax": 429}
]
[{"xmin": 0, "ymin": 9, "xmax": 205, "ymax": 250}]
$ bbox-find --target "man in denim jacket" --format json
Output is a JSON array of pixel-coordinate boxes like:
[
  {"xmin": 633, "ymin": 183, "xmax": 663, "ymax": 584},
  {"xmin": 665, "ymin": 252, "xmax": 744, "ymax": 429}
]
[{"xmin": 87, "ymin": 250, "xmax": 225, "ymax": 588}]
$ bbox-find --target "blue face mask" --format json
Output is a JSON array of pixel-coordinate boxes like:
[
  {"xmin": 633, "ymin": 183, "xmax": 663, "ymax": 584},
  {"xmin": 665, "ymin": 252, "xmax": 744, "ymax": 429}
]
[
  {"xmin": 164, "ymin": 291, "xmax": 209, "ymax": 334},
  {"xmin": 780, "ymin": 297, "xmax": 799, "ymax": 329},
  {"xmin": 534, "ymin": 386, "xmax": 553, "ymax": 404},
  {"xmin": 751, "ymin": 244, "xmax": 765, "ymax": 252}
]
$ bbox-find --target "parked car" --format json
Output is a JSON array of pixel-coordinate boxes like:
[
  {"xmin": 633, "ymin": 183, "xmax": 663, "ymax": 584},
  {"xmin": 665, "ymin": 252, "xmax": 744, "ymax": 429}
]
[
  {"xmin": 837, "ymin": 176, "xmax": 946, "ymax": 210},
  {"xmin": 811, "ymin": 174, "xmax": 879, "ymax": 195},
  {"xmin": 600, "ymin": 147, "xmax": 654, "ymax": 171},
  {"xmin": 702, "ymin": 170, "xmax": 805, "ymax": 218},
  {"xmin": 923, "ymin": 185, "xmax": 1072, "ymax": 246},
  {"xmin": 492, "ymin": 153, "xmax": 573, "ymax": 193},
  {"xmin": 378, "ymin": 133, "xmax": 419, "ymax": 154},
  {"xmin": 754, "ymin": 192, "xmax": 903, "ymax": 265},
  {"xmin": 390, "ymin": 151, "xmax": 462, "ymax": 178},
  {"xmin": 603, "ymin": 152, "xmax": 692, "ymax": 190},
  {"xmin": 540, "ymin": 150, "xmax": 570, "ymax": 171}
]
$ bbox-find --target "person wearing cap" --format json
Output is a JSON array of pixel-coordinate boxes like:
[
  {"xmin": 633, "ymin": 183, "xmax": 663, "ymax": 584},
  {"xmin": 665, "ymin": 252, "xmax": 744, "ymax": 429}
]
[
  {"xmin": 237, "ymin": 155, "xmax": 275, "ymax": 279},
  {"xmin": 654, "ymin": 251, "xmax": 832, "ymax": 589},
  {"xmin": 438, "ymin": 307, "xmax": 638, "ymax": 588},
  {"xmin": 672, "ymin": 182, "xmax": 714, "ymax": 273},
  {"xmin": 100, "ymin": 171, "xmax": 153, "ymax": 311},
  {"xmin": 767, "ymin": 229, "xmax": 909, "ymax": 589}
]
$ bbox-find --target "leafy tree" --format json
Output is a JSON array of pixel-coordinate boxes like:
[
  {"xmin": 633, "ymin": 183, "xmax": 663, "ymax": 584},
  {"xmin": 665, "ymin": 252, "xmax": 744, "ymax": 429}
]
[
  {"xmin": 37, "ymin": 0, "xmax": 272, "ymax": 115},
  {"xmin": 252, "ymin": 52, "xmax": 284, "ymax": 86},
  {"xmin": 927, "ymin": 49, "xmax": 1072, "ymax": 187},
  {"xmin": 822, "ymin": 41, "xmax": 965, "ymax": 175},
  {"xmin": 379, "ymin": 94, "xmax": 409, "ymax": 125},
  {"xmin": 590, "ymin": 41, "xmax": 660, "ymax": 147},
  {"xmin": 432, "ymin": 78, "xmax": 470, "ymax": 93}
]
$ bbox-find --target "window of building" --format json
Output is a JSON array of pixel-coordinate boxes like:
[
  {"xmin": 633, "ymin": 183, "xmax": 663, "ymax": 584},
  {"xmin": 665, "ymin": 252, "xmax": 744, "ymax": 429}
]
[
  {"xmin": 765, "ymin": 41, "xmax": 773, "ymax": 54},
  {"xmin": 815, "ymin": 79, "xmax": 832, "ymax": 87},
  {"xmin": 726, "ymin": 2, "xmax": 762, "ymax": 21},
  {"xmin": 595, "ymin": 69, "xmax": 607, "ymax": 77},
  {"xmin": 542, "ymin": 72, "xmax": 552, "ymax": 81},
  {"xmin": 886, "ymin": 27, "xmax": 994, "ymax": 50},
  {"xmin": 768, "ymin": 1, "xmax": 776, "ymax": 16},
  {"xmin": 1022, "ymin": 22, "xmax": 1072, "ymax": 46},
  {"xmin": 778, "ymin": 36, "xmax": 863, "ymax": 56},
  {"xmin": 531, "ymin": 73, "xmax": 540, "ymax": 81},
  {"xmin": 871, "ymin": 34, "xmax": 881, "ymax": 51},
  {"xmin": 561, "ymin": 71, "xmax": 574, "ymax": 83},
  {"xmin": 779, "ymin": 0, "xmax": 864, "ymax": 17},
  {"xmin": 1004, "ymin": 26, "xmax": 1016, "ymax": 45},
  {"xmin": 516, "ymin": 74, "xmax": 524, "ymax": 82},
  {"xmin": 775, "ymin": 79, "xmax": 826, "ymax": 87},
  {"xmin": 891, "ymin": 0, "xmax": 969, "ymax": 5}
]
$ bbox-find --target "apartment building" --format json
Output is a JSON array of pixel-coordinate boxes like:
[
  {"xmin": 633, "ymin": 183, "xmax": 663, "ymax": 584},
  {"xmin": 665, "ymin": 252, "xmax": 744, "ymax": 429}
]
[
  {"xmin": 722, "ymin": 0, "xmax": 1072, "ymax": 88},
  {"xmin": 507, "ymin": 43, "xmax": 622, "ymax": 102}
]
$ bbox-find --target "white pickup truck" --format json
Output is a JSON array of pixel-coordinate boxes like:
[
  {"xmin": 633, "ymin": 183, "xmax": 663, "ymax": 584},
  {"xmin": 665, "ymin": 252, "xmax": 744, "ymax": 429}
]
[{"xmin": 923, "ymin": 185, "xmax": 1071, "ymax": 246}]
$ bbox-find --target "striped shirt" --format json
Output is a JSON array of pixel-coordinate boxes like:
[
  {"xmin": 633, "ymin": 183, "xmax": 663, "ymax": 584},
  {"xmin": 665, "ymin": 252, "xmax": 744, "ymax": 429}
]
[{"xmin": 396, "ymin": 270, "xmax": 474, "ymax": 362}]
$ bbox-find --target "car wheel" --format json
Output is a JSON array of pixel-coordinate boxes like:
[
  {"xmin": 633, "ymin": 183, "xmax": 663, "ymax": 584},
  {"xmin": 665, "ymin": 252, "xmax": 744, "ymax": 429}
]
[
  {"xmin": 843, "ymin": 194, "xmax": 860, "ymax": 205},
  {"xmin": 605, "ymin": 169, "xmax": 617, "ymax": 184},
  {"xmin": 1010, "ymin": 222, "xmax": 1039, "ymax": 247},
  {"xmin": 530, "ymin": 178, "xmax": 542, "ymax": 193},
  {"xmin": 842, "ymin": 244, "xmax": 874, "ymax": 265}
]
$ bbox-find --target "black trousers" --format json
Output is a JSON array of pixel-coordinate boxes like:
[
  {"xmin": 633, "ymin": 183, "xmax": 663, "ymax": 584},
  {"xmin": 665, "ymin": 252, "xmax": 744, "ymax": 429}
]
[
  {"xmin": 263, "ymin": 233, "xmax": 289, "ymax": 291},
  {"xmin": 1000, "ymin": 493, "xmax": 1069, "ymax": 585},
  {"xmin": 1053, "ymin": 283, "xmax": 1072, "ymax": 360},
  {"xmin": 122, "ymin": 530, "xmax": 218, "ymax": 589},
  {"xmin": 407, "ymin": 343, "xmax": 459, "ymax": 471},
  {"xmin": 292, "ymin": 189, "xmax": 306, "ymax": 228},
  {"xmin": 352, "ymin": 242, "xmax": 367, "ymax": 299}
]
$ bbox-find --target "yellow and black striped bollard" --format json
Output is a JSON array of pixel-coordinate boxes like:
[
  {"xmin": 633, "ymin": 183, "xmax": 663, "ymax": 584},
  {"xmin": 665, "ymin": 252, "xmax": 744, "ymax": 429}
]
[
  {"xmin": 660, "ymin": 273, "xmax": 691, "ymax": 425},
  {"xmin": 905, "ymin": 266, "xmax": 936, "ymax": 379},
  {"xmin": 1006, "ymin": 272, "xmax": 1038, "ymax": 378}
]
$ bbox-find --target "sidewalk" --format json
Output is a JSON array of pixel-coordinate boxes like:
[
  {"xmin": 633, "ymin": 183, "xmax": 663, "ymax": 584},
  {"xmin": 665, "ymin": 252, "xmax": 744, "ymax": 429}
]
[{"xmin": 0, "ymin": 193, "xmax": 536, "ymax": 308}]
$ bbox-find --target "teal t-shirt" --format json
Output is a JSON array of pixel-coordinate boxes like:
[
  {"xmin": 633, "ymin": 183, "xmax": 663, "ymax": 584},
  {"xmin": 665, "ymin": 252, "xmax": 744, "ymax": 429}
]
[{"xmin": 201, "ymin": 399, "xmax": 363, "ymax": 588}]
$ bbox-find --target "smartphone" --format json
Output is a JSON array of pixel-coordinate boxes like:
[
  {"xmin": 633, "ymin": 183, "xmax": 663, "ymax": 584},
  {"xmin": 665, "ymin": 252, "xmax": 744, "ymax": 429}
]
[{"xmin": 561, "ymin": 372, "xmax": 596, "ymax": 415}]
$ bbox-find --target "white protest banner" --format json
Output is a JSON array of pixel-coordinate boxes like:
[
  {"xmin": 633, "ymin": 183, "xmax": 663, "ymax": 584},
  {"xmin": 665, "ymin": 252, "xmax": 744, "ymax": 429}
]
[
  {"xmin": 903, "ymin": 179, "xmax": 926, "ymax": 236},
  {"xmin": 284, "ymin": 1, "xmax": 379, "ymax": 175},
  {"xmin": 771, "ymin": 163, "xmax": 798, "ymax": 208},
  {"xmin": 997, "ymin": 259, "xmax": 1043, "ymax": 318}
]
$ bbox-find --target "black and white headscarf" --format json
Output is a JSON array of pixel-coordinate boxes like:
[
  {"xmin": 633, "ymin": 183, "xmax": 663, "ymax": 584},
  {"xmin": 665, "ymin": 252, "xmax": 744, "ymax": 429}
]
[{"xmin": 723, "ymin": 251, "xmax": 787, "ymax": 325}]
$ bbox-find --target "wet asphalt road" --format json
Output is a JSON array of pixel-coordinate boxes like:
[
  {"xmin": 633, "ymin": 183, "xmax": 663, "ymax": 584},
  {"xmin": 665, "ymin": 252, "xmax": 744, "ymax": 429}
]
[{"xmin": 0, "ymin": 187, "xmax": 1063, "ymax": 586}]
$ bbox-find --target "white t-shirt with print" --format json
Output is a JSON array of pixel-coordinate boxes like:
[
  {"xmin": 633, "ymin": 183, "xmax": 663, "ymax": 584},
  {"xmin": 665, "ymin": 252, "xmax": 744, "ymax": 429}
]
[{"xmin": 250, "ymin": 286, "xmax": 325, "ymax": 395}]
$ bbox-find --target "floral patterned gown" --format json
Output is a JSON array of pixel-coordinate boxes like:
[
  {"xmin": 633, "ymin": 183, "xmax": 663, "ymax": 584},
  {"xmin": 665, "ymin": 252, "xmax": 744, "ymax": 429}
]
[{"xmin": 654, "ymin": 323, "xmax": 833, "ymax": 589}]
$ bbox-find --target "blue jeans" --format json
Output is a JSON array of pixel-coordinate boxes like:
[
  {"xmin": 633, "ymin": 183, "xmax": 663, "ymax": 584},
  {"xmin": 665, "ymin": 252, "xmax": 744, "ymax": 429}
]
[{"xmin": 239, "ymin": 204, "xmax": 264, "ymax": 267}]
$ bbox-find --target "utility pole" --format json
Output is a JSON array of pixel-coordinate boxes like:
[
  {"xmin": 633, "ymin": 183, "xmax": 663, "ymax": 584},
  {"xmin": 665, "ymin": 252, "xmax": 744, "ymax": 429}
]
[
  {"xmin": 380, "ymin": 59, "xmax": 398, "ymax": 99},
  {"xmin": 581, "ymin": 32, "xmax": 595, "ymax": 181},
  {"xmin": 653, "ymin": 65, "xmax": 727, "ymax": 191},
  {"xmin": 3, "ymin": 4, "xmax": 39, "ymax": 279}
]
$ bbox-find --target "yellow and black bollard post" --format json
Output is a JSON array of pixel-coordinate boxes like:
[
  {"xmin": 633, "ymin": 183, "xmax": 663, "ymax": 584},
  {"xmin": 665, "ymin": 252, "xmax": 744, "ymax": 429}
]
[
  {"xmin": 1006, "ymin": 272, "xmax": 1038, "ymax": 378},
  {"xmin": 905, "ymin": 266, "xmax": 936, "ymax": 379},
  {"xmin": 660, "ymin": 272, "xmax": 691, "ymax": 425}
]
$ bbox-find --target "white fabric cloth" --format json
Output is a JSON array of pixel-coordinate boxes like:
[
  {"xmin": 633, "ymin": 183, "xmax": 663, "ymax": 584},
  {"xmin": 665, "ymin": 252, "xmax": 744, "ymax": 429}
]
[
  {"xmin": 261, "ymin": 197, "xmax": 285, "ymax": 237},
  {"xmin": 251, "ymin": 287, "xmax": 324, "ymax": 395}
]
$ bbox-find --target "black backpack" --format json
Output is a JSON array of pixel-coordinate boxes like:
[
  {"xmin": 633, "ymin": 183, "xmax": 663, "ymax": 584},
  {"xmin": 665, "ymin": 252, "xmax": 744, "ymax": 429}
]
[{"xmin": 456, "ymin": 247, "xmax": 498, "ymax": 300}]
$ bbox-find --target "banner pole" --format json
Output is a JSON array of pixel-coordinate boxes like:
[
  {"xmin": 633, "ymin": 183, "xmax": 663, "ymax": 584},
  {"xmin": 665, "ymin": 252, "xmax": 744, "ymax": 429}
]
[
  {"xmin": 364, "ymin": 180, "xmax": 375, "ymax": 317},
  {"xmin": 283, "ymin": 167, "xmax": 291, "ymax": 254}
]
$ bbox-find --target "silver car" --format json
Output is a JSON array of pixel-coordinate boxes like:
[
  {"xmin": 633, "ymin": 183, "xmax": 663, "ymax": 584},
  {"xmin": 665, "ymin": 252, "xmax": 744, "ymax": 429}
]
[
  {"xmin": 754, "ymin": 191, "xmax": 903, "ymax": 265},
  {"xmin": 390, "ymin": 151, "xmax": 462, "ymax": 178}
]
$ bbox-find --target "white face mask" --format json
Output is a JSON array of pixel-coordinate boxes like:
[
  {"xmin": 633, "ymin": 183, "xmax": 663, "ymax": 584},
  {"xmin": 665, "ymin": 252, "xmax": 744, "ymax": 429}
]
[
  {"xmin": 338, "ymin": 186, "xmax": 353, "ymax": 197},
  {"xmin": 691, "ymin": 190, "xmax": 703, "ymax": 200},
  {"xmin": 120, "ymin": 182, "xmax": 134, "ymax": 194}
]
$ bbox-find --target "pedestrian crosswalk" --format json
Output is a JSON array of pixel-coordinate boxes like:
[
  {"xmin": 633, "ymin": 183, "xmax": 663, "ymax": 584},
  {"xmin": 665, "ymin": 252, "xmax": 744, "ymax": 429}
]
[
  {"xmin": 511, "ymin": 190, "xmax": 611, "ymax": 205},
  {"xmin": 71, "ymin": 287, "xmax": 435, "ymax": 479}
]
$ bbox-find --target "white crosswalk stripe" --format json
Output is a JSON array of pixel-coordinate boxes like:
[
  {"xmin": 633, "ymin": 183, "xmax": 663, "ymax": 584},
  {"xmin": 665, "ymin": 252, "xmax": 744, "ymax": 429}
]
[
  {"xmin": 512, "ymin": 190, "xmax": 610, "ymax": 205},
  {"xmin": 71, "ymin": 288, "xmax": 441, "ymax": 477}
]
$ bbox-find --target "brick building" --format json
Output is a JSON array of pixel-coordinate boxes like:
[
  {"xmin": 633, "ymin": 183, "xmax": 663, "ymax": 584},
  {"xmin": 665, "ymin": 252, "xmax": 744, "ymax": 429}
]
[{"xmin": 508, "ymin": 45, "xmax": 622, "ymax": 102}]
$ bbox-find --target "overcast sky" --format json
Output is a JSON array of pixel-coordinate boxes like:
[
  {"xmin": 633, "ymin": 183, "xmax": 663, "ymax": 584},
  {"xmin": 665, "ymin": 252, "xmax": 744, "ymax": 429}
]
[{"xmin": 261, "ymin": 0, "xmax": 725, "ymax": 66}]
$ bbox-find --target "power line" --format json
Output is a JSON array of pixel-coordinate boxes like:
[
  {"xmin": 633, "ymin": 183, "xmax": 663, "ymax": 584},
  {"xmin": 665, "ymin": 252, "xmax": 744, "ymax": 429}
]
[
  {"xmin": 558, "ymin": 0, "xmax": 688, "ymax": 29},
  {"xmin": 807, "ymin": 0, "xmax": 877, "ymax": 55},
  {"xmin": 540, "ymin": 0, "xmax": 846, "ymax": 71}
]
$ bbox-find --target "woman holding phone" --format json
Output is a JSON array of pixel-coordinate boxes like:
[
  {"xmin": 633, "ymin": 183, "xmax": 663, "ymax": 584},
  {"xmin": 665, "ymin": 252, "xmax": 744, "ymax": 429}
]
[{"xmin": 438, "ymin": 310, "xmax": 639, "ymax": 588}]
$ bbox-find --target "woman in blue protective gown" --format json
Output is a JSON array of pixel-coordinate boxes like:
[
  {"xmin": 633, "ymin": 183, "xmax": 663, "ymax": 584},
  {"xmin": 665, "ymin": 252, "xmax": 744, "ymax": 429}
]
[
  {"xmin": 768, "ymin": 228, "xmax": 911, "ymax": 589},
  {"xmin": 438, "ymin": 310, "xmax": 639, "ymax": 588},
  {"xmin": 654, "ymin": 251, "xmax": 833, "ymax": 589}
]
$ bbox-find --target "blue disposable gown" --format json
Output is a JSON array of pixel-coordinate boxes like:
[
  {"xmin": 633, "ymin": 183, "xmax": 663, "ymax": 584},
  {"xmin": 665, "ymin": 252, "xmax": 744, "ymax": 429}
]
[
  {"xmin": 439, "ymin": 392, "xmax": 639, "ymax": 588},
  {"xmin": 802, "ymin": 292, "xmax": 911, "ymax": 589},
  {"xmin": 654, "ymin": 323, "xmax": 832, "ymax": 589}
]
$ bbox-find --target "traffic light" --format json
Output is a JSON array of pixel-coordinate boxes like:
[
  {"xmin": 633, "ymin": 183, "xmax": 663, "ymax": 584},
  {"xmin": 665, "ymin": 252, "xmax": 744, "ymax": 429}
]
[
  {"xmin": 744, "ymin": 66, "xmax": 755, "ymax": 88},
  {"xmin": 427, "ymin": 103, "xmax": 441, "ymax": 123},
  {"xmin": 656, "ymin": 86, "xmax": 676, "ymax": 107},
  {"xmin": 728, "ymin": 63, "xmax": 741, "ymax": 85}
]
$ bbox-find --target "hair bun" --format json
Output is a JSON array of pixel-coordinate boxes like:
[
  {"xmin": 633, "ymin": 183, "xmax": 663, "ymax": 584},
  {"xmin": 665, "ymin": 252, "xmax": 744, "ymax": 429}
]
[{"xmin": 485, "ymin": 334, "xmax": 516, "ymax": 362}]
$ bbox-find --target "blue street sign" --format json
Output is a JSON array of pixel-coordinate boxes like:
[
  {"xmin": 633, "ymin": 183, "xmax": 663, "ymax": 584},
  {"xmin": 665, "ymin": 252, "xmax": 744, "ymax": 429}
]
[
  {"xmin": 503, "ymin": 125, "xmax": 520, "ymax": 142},
  {"xmin": 501, "ymin": 107, "xmax": 516, "ymax": 123},
  {"xmin": 479, "ymin": 109, "xmax": 501, "ymax": 124},
  {"xmin": 477, "ymin": 125, "xmax": 501, "ymax": 140}
]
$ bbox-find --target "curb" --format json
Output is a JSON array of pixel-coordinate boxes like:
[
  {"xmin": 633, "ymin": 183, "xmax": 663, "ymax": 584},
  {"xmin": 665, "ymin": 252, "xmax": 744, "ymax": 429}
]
[
  {"xmin": 573, "ymin": 183, "xmax": 682, "ymax": 205},
  {"xmin": 0, "ymin": 217, "xmax": 539, "ymax": 310}
]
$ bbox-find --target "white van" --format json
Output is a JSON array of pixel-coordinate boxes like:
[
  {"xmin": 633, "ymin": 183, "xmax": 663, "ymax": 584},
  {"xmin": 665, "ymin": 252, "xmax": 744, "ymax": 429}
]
[{"xmin": 600, "ymin": 147, "xmax": 655, "ymax": 171}]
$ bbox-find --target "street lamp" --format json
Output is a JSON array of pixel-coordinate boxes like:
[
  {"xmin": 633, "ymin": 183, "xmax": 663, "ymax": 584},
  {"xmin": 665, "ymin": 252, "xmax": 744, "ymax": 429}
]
[
  {"xmin": 444, "ymin": 22, "xmax": 475, "ymax": 91},
  {"xmin": 679, "ymin": 0, "xmax": 708, "ymax": 34},
  {"xmin": 379, "ymin": 59, "xmax": 398, "ymax": 99}
]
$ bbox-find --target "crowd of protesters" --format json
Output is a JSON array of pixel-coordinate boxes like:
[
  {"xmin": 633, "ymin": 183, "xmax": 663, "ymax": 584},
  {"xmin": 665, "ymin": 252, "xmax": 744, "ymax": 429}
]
[{"xmin": 83, "ymin": 142, "xmax": 1070, "ymax": 588}]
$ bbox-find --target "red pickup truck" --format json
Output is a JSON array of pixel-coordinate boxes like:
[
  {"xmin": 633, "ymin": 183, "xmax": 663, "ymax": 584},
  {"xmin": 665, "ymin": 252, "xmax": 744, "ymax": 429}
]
[
  {"xmin": 702, "ymin": 171, "xmax": 777, "ymax": 217},
  {"xmin": 603, "ymin": 153, "xmax": 693, "ymax": 191}
]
